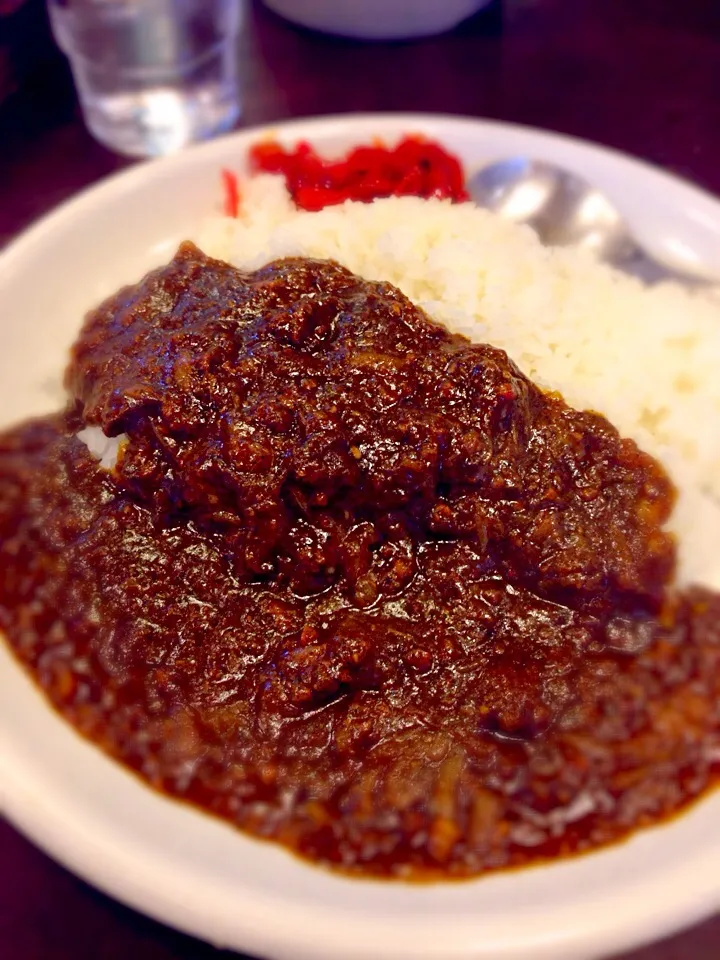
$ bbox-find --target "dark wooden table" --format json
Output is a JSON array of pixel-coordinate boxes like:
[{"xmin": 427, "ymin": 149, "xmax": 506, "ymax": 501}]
[{"xmin": 1, "ymin": 0, "xmax": 719, "ymax": 957}]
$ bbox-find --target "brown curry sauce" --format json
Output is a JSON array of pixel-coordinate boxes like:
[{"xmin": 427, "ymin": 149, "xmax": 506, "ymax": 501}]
[{"xmin": 1, "ymin": 245, "xmax": 719, "ymax": 878}]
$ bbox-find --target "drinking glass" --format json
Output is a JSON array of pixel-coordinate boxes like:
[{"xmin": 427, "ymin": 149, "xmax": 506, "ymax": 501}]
[{"xmin": 47, "ymin": 0, "xmax": 243, "ymax": 158}]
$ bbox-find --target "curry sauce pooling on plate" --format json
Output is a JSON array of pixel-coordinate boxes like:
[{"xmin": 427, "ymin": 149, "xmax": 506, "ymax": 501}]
[{"xmin": 1, "ymin": 245, "xmax": 719, "ymax": 878}]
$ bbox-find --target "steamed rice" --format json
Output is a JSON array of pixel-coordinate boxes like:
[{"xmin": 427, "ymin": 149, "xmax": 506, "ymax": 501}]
[
  {"xmin": 194, "ymin": 174, "xmax": 720, "ymax": 588},
  {"xmin": 77, "ymin": 427, "xmax": 126, "ymax": 471}
]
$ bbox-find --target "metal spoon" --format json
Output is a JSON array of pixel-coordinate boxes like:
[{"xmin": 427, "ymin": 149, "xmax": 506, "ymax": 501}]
[{"xmin": 468, "ymin": 157, "xmax": 711, "ymax": 286}]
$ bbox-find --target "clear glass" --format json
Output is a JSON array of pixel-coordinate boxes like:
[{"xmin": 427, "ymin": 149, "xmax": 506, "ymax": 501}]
[{"xmin": 47, "ymin": 0, "xmax": 243, "ymax": 158}]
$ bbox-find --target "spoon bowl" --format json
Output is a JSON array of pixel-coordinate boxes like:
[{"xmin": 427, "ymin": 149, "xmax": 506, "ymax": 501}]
[{"xmin": 468, "ymin": 157, "xmax": 713, "ymax": 285}]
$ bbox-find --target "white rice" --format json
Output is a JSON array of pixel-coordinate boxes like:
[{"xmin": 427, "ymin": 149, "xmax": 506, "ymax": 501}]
[
  {"xmin": 190, "ymin": 174, "xmax": 720, "ymax": 589},
  {"xmin": 77, "ymin": 426, "xmax": 126, "ymax": 471}
]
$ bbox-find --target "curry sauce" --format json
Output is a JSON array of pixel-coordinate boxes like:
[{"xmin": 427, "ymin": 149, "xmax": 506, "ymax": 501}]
[{"xmin": 1, "ymin": 247, "xmax": 719, "ymax": 878}]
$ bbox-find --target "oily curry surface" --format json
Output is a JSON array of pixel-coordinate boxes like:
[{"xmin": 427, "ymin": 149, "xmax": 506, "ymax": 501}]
[{"xmin": 1, "ymin": 246, "xmax": 719, "ymax": 878}]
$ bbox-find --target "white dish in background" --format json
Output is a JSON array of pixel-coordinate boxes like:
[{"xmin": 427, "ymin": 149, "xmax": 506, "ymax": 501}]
[
  {"xmin": 1, "ymin": 115, "xmax": 720, "ymax": 960},
  {"xmin": 262, "ymin": 0, "xmax": 494, "ymax": 40}
]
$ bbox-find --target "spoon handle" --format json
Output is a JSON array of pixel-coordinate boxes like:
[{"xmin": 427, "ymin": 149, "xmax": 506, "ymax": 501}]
[{"xmin": 608, "ymin": 239, "xmax": 710, "ymax": 288}]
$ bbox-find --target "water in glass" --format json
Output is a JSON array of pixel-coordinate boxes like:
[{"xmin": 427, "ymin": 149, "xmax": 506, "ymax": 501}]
[{"xmin": 47, "ymin": 0, "xmax": 243, "ymax": 157}]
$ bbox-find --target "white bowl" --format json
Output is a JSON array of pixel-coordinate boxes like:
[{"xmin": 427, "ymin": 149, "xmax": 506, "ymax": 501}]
[
  {"xmin": 262, "ymin": 0, "xmax": 494, "ymax": 40},
  {"xmin": 1, "ymin": 114, "xmax": 720, "ymax": 960}
]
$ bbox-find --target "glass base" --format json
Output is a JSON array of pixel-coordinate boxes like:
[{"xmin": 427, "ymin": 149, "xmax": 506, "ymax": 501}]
[{"xmin": 81, "ymin": 84, "xmax": 241, "ymax": 159}]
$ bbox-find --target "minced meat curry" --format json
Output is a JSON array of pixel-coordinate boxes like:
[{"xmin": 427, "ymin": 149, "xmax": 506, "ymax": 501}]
[{"xmin": 1, "ymin": 246, "xmax": 718, "ymax": 878}]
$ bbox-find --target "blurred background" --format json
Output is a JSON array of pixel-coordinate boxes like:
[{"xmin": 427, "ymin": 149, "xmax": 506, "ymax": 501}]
[{"xmin": 1, "ymin": 0, "xmax": 720, "ymax": 956}]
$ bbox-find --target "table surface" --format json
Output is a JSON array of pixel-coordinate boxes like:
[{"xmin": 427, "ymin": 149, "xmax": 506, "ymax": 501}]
[{"xmin": 1, "ymin": 0, "xmax": 720, "ymax": 956}]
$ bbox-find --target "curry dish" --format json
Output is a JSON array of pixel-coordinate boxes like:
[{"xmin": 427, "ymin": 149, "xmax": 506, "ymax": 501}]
[{"xmin": 1, "ymin": 246, "xmax": 719, "ymax": 878}]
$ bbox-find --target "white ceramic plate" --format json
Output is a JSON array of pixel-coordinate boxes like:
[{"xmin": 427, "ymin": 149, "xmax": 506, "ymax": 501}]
[{"xmin": 1, "ymin": 115, "xmax": 720, "ymax": 960}]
